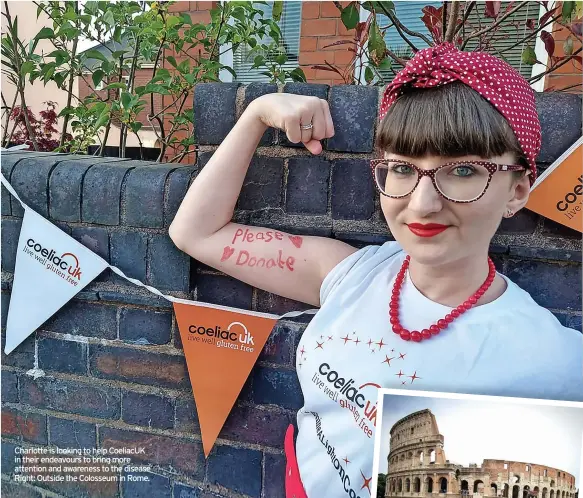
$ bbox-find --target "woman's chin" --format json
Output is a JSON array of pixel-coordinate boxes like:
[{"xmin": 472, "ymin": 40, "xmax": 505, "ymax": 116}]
[{"xmin": 396, "ymin": 233, "xmax": 454, "ymax": 266}]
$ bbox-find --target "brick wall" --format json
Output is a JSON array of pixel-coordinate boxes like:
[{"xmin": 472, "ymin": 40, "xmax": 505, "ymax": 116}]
[
  {"xmin": 299, "ymin": 1, "xmax": 356, "ymax": 85},
  {"xmin": 1, "ymin": 83, "xmax": 582, "ymax": 498},
  {"xmin": 543, "ymin": 2, "xmax": 582, "ymax": 93}
]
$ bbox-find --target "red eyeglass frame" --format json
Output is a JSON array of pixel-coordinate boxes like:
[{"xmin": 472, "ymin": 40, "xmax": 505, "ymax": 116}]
[{"xmin": 370, "ymin": 159, "xmax": 527, "ymax": 203}]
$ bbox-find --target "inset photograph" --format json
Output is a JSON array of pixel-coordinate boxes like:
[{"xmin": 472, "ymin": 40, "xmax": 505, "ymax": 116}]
[{"xmin": 372, "ymin": 391, "xmax": 583, "ymax": 498}]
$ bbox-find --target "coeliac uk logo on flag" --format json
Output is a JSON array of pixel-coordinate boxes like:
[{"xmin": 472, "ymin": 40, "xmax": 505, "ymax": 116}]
[
  {"xmin": 5, "ymin": 209, "xmax": 108, "ymax": 354},
  {"xmin": 174, "ymin": 302, "xmax": 279, "ymax": 456},
  {"xmin": 23, "ymin": 239, "xmax": 83, "ymax": 285},
  {"xmin": 186, "ymin": 321, "xmax": 256, "ymax": 351}
]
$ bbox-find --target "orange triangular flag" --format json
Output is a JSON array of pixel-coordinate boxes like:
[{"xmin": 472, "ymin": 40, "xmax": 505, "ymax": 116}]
[
  {"xmin": 173, "ymin": 302, "xmax": 279, "ymax": 457},
  {"xmin": 526, "ymin": 137, "xmax": 583, "ymax": 233}
]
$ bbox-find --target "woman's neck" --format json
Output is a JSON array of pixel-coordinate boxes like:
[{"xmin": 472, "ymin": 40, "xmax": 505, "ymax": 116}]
[{"xmin": 407, "ymin": 253, "xmax": 507, "ymax": 308}]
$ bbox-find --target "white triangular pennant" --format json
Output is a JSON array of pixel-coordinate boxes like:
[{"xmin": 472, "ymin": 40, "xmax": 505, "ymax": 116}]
[{"xmin": 4, "ymin": 207, "xmax": 108, "ymax": 354}]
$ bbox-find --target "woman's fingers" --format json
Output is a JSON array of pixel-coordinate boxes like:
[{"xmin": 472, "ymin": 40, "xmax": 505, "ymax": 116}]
[
  {"xmin": 283, "ymin": 97, "xmax": 334, "ymax": 154},
  {"xmin": 285, "ymin": 113, "xmax": 302, "ymax": 144},
  {"xmin": 320, "ymin": 99, "xmax": 335, "ymax": 138},
  {"xmin": 299, "ymin": 107, "xmax": 315, "ymax": 144}
]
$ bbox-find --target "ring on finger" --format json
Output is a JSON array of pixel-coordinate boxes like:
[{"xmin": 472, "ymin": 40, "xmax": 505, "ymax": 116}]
[{"xmin": 300, "ymin": 123, "xmax": 313, "ymax": 130}]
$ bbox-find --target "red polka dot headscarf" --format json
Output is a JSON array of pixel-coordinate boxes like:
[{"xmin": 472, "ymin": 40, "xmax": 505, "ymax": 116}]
[{"xmin": 379, "ymin": 42, "xmax": 541, "ymax": 184}]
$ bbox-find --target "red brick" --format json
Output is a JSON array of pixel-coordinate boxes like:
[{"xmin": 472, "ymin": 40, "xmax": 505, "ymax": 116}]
[
  {"xmin": 89, "ymin": 344, "xmax": 190, "ymax": 390},
  {"xmin": 321, "ymin": 1, "xmax": 342, "ymax": 17},
  {"xmin": 317, "ymin": 35, "xmax": 355, "ymax": 51},
  {"xmin": 197, "ymin": 1, "xmax": 215, "ymax": 9},
  {"xmin": 547, "ymin": 74, "xmax": 583, "ymax": 91},
  {"xmin": 190, "ymin": 10, "xmax": 211, "ymax": 23},
  {"xmin": 168, "ymin": 1, "xmax": 189, "ymax": 13},
  {"xmin": 300, "ymin": 36, "xmax": 318, "ymax": 52},
  {"xmin": 301, "ymin": 18, "xmax": 337, "ymax": 36},
  {"xmin": 100, "ymin": 427, "xmax": 205, "ymax": 479},
  {"xmin": 299, "ymin": 51, "xmax": 335, "ymax": 65},
  {"xmin": 1, "ymin": 407, "xmax": 47, "ymax": 444},
  {"xmin": 302, "ymin": 2, "xmax": 320, "ymax": 19},
  {"xmin": 334, "ymin": 49, "xmax": 356, "ymax": 65},
  {"xmin": 301, "ymin": 66, "xmax": 319, "ymax": 81}
]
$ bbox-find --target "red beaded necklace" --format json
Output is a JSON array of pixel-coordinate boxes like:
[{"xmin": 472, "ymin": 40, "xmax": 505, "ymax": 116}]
[{"xmin": 390, "ymin": 255, "xmax": 496, "ymax": 342}]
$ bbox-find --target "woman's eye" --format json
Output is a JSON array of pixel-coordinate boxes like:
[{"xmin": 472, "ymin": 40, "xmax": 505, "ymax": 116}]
[
  {"xmin": 390, "ymin": 164, "xmax": 414, "ymax": 174},
  {"xmin": 451, "ymin": 165, "xmax": 475, "ymax": 177}
]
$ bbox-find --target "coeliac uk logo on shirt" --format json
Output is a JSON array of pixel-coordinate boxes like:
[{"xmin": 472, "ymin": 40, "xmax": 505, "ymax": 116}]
[
  {"xmin": 23, "ymin": 238, "xmax": 82, "ymax": 287},
  {"xmin": 187, "ymin": 321, "xmax": 256, "ymax": 353}
]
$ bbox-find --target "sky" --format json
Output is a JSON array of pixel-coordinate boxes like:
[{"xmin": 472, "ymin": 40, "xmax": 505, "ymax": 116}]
[{"xmin": 378, "ymin": 393, "xmax": 583, "ymax": 488}]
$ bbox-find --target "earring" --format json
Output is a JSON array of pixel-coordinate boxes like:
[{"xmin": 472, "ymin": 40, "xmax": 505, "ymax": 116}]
[{"xmin": 505, "ymin": 209, "xmax": 514, "ymax": 218}]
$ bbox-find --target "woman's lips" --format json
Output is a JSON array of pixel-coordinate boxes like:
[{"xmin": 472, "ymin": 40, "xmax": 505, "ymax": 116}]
[{"xmin": 407, "ymin": 223, "xmax": 449, "ymax": 238}]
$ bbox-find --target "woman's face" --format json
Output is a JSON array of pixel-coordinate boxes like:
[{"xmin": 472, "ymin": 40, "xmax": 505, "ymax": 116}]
[{"xmin": 380, "ymin": 151, "xmax": 531, "ymax": 266}]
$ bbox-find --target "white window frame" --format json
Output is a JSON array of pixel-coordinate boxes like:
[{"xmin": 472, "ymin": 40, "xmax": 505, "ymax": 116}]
[{"xmin": 531, "ymin": 0, "xmax": 555, "ymax": 92}]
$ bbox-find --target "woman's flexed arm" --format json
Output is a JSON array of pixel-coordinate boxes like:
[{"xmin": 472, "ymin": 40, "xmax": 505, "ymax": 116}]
[{"xmin": 169, "ymin": 94, "xmax": 357, "ymax": 306}]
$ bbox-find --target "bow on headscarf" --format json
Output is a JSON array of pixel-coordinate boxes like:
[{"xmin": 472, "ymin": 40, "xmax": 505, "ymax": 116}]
[{"xmin": 379, "ymin": 42, "xmax": 541, "ymax": 183}]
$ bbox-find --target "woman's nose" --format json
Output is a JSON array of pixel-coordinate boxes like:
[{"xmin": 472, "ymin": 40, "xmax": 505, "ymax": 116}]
[{"xmin": 407, "ymin": 176, "xmax": 443, "ymax": 217}]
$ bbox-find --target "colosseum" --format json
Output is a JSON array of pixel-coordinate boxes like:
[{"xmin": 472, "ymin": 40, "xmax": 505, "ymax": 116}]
[{"xmin": 385, "ymin": 409, "xmax": 577, "ymax": 498}]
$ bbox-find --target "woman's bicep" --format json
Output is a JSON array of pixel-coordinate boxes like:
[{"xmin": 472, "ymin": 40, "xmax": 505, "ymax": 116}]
[{"xmin": 174, "ymin": 222, "xmax": 357, "ymax": 306}]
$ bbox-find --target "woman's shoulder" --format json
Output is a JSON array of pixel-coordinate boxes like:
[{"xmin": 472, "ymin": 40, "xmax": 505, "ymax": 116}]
[
  {"xmin": 491, "ymin": 274, "xmax": 582, "ymax": 346},
  {"xmin": 320, "ymin": 240, "xmax": 403, "ymax": 305}
]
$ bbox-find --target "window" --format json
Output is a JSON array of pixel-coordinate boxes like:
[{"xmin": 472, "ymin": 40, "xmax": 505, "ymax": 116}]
[
  {"xmin": 544, "ymin": 470, "xmax": 548, "ymax": 477},
  {"xmin": 375, "ymin": 1, "xmax": 542, "ymax": 83},
  {"xmin": 229, "ymin": 1, "xmax": 301, "ymax": 83},
  {"xmin": 505, "ymin": 464, "xmax": 509, "ymax": 470},
  {"xmin": 411, "ymin": 427, "xmax": 415, "ymax": 434},
  {"xmin": 526, "ymin": 466, "xmax": 530, "ymax": 472}
]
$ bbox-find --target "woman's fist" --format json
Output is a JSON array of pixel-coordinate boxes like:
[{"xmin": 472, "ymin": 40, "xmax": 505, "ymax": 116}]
[{"xmin": 247, "ymin": 93, "xmax": 335, "ymax": 155}]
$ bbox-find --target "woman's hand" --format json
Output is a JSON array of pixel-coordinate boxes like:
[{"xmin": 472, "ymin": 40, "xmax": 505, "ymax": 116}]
[{"xmin": 247, "ymin": 93, "xmax": 335, "ymax": 155}]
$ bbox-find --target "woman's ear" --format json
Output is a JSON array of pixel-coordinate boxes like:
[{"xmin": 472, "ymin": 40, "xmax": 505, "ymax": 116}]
[{"xmin": 506, "ymin": 171, "xmax": 531, "ymax": 215}]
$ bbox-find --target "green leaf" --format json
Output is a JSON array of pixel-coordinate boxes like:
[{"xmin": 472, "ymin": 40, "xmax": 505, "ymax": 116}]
[
  {"xmin": 129, "ymin": 122, "xmax": 143, "ymax": 133},
  {"xmin": 35, "ymin": 27, "xmax": 54, "ymax": 40},
  {"xmin": 85, "ymin": 49, "xmax": 109, "ymax": 64},
  {"xmin": 562, "ymin": 1, "xmax": 576, "ymax": 21},
  {"xmin": 368, "ymin": 18, "xmax": 386, "ymax": 60},
  {"xmin": 58, "ymin": 106, "xmax": 76, "ymax": 118},
  {"xmin": 275, "ymin": 53, "xmax": 287, "ymax": 65},
  {"xmin": 103, "ymin": 10, "xmax": 115, "ymax": 28},
  {"xmin": 21, "ymin": 61, "xmax": 35, "ymax": 76},
  {"xmin": 181, "ymin": 12, "xmax": 193, "ymax": 25},
  {"xmin": 94, "ymin": 108, "xmax": 110, "ymax": 129},
  {"xmin": 252, "ymin": 55, "xmax": 265, "ymax": 68},
  {"xmin": 521, "ymin": 46, "xmax": 537, "ymax": 65},
  {"xmin": 166, "ymin": 55, "xmax": 178, "ymax": 68},
  {"xmin": 113, "ymin": 26, "xmax": 122, "ymax": 44},
  {"xmin": 272, "ymin": 0, "xmax": 283, "ymax": 21},
  {"xmin": 378, "ymin": 58, "xmax": 392, "ymax": 71},
  {"xmin": 92, "ymin": 69, "xmax": 105, "ymax": 87},
  {"xmin": 121, "ymin": 91, "xmax": 131, "ymax": 109},
  {"xmin": 364, "ymin": 66, "xmax": 374, "ymax": 83},
  {"xmin": 289, "ymin": 67, "xmax": 306, "ymax": 82},
  {"xmin": 111, "ymin": 50, "xmax": 129, "ymax": 59},
  {"xmin": 167, "ymin": 15, "xmax": 181, "ymax": 29},
  {"xmin": 341, "ymin": 2, "xmax": 359, "ymax": 30}
]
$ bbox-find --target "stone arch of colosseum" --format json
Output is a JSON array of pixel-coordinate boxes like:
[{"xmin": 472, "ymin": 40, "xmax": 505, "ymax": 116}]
[{"xmin": 385, "ymin": 410, "xmax": 576, "ymax": 498}]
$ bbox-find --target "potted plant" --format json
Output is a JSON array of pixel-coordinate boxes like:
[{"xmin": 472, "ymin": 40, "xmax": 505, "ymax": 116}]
[{"xmin": 2, "ymin": 0, "xmax": 306, "ymax": 162}]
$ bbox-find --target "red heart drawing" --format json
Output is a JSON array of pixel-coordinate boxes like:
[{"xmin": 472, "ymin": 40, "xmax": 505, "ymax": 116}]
[
  {"xmin": 221, "ymin": 246, "xmax": 235, "ymax": 262},
  {"xmin": 288, "ymin": 235, "xmax": 303, "ymax": 249}
]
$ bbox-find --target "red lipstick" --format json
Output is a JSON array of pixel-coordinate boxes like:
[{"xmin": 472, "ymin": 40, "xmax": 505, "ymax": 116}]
[{"xmin": 407, "ymin": 223, "xmax": 449, "ymax": 238}]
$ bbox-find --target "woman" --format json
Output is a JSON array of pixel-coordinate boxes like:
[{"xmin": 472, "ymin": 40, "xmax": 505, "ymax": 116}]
[{"xmin": 170, "ymin": 43, "xmax": 582, "ymax": 498}]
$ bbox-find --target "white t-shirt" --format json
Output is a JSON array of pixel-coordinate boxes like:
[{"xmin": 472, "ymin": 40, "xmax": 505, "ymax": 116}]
[{"xmin": 295, "ymin": 241, "xmax": 582, "ymax": 498}]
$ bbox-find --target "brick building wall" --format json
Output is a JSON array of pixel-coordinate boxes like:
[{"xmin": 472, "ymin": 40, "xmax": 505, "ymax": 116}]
[
  {"xmin": 542, "ymin": 2, "xmax": 582, "ymax": 93},
  {"xmin": 1, "ymin": 82, "xmax": 582, "ymax": 498}
]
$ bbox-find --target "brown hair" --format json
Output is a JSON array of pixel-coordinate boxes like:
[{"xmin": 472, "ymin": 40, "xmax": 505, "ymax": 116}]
[{"xmin": 376, "ymin": 81, "xmax": 528, "ymax": 172}]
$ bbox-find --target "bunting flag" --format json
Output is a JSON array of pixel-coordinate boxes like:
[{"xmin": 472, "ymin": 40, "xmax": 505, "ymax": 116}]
[
  {"xmin": 0, "ymin": 166, "xmax": 317, "ymax": 457},
  {"xmin": 1, "ymin": 180, "xmax": 108, "ymax": 354},
  {"xmin": 174, "ymin": 302, "xmax": 279, "ymax": 456}
]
